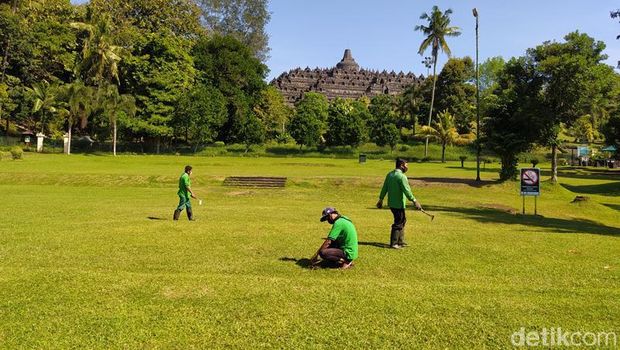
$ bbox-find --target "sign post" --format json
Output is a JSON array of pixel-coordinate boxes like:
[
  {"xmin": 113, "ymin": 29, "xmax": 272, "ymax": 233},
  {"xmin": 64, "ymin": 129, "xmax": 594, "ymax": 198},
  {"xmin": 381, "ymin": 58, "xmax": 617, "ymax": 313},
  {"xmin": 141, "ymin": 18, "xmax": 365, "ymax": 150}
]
[{"xmin": 520, "ymin": 168, "xmax": 540, "ymax": 215}]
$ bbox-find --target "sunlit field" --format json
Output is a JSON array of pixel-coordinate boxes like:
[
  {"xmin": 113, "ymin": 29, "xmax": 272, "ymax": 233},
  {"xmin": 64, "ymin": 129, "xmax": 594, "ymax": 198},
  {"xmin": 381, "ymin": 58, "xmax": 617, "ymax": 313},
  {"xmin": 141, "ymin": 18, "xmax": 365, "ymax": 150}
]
[{"xmin": 0, "ymin": 154, "xmax": 618, "ymax": 348}]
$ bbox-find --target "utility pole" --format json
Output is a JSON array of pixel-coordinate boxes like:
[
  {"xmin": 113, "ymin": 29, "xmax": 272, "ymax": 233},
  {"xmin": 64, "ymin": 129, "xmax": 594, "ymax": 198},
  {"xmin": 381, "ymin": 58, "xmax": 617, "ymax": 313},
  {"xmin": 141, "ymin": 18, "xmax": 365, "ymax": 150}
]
[{"xmin": 473, "ymin": 8, "xmax": 481, "ymax": 182}]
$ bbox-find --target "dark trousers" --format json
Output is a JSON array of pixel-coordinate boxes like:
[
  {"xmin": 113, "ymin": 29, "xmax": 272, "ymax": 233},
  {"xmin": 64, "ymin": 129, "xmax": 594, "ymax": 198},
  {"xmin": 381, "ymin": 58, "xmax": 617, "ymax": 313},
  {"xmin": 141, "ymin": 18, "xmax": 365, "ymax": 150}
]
[
  {"xmin": 390, "ymin": 208, "xmax": 407, "ymax": 246},
  {"xmin": 176, "ymin": 195, "xmax": 192, "ymax": 211},
  {"xmin": 319, "ymin": 241, "xmax": 348, "ymax": 263}
]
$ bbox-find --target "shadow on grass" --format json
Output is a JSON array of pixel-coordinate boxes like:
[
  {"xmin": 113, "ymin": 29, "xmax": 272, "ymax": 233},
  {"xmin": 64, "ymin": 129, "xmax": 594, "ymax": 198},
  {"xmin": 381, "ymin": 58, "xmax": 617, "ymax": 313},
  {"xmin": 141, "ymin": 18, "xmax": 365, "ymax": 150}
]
[
  {"xmin": 544, "ymin": 167, "xmax": 620, "ymax": 181},
  {"xmin": 424, "ymin": 205, "xmax": 620, "ymax": 237},
  {"xmin": 147, "ymin": 216, "xmax": 166, "ymax": 220},
  {"xmin": 602, "ymin": 203, "xmax": 620, "ymax": 212},
  {"xmin": 358, "ymin": 241, "xmax": 391, "ymax": 249},
  {"xmin": 414, "ymin": 177, "xmax": 499, "ymax": 188},
  {"xmin": 561, "ymin": 182, "xmax": 620, "ymax": 196},
  {"xmin": 446, "ymin": 166, "xmax": 498, "ymax": 173},
  {"xmin": 279, "ymin": 257, "xmax": 342, "ymax": 269}
]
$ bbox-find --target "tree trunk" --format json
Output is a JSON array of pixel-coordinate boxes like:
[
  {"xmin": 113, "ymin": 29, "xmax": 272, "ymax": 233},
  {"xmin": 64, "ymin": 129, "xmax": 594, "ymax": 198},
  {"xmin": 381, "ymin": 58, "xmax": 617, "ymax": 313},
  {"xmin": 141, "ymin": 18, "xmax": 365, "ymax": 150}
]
[
  {"xmin": 66, "ymin": 121, "xmax": 71, "ymax": 155},
  {"xmin": 156, "ymin": 136, "xmax": 160, "ymax": 154},
  {"xmin": 424, "ymin": 57, "xmax": 438, "ymax": 158},
  {"xmin": 441, "ymin": 143, "xmax": 446, "ymax": 163},
  {"xmin": 550, "ymin": 144, "xmax": 558, "ymax": 183},
  {"xmin": 113, "ymin": 120, "xmax": 117, "ymax": 156}
]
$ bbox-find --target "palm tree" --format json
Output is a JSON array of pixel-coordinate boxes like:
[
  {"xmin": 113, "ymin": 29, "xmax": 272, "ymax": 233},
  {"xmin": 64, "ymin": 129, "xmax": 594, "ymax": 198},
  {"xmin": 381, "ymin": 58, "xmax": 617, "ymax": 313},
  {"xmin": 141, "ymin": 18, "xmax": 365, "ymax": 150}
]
[
  {"xmin": 415, "ymin": 6, "xmax": 461, "ymax": 157},
  {"xmin": 61, "ymin": 81, "xmax": 93, "ymax": 154},
  {"xmin": 71, "ymin": 16, "xmax": 123, "ymax": 86},
  {"xmin": 398, "ymin": 84, "xmax": 423, "ymax": 135},
  {"xmin": 418, "ymin": 110, "xmax": 459, "ymax": 163},
  {"xmin": 28, "ymin": 80, "xmax": 59, "ymax": 134},
  {"xmin": 98, "ymin": 84, "xmax": 135, "ymax": 156}
]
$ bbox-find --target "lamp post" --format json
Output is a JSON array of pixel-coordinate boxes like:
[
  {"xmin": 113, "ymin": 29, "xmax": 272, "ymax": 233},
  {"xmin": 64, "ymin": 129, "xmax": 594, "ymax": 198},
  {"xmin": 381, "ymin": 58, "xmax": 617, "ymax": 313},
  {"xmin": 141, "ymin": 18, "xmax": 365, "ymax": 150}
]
[
  {"xmin": 473, "ymin": 8, "xmax": 481, "ymax": 182},
  {"xmin": 422, "ymin": 56, "xmax": 434, "ymax": 77}
]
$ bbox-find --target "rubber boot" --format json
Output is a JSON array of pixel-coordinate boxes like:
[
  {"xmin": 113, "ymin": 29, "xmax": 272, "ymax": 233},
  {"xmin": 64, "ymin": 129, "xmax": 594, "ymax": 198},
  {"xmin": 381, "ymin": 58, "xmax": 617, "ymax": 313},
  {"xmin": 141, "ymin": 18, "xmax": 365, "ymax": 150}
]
[
  {"xmin": 186, "ymin": 207, "xmax": 195, "ymax": 221},
  {"xmin": 173, "ymin": 209, "xmax": 181, "ymax": 221},
  {"xmin": 390, "ymin": 228, "xmax": 400, "ymax": 248},
  {"xmin": 397, "ymin": 229, "xmax": 408, "ymax": 247}
]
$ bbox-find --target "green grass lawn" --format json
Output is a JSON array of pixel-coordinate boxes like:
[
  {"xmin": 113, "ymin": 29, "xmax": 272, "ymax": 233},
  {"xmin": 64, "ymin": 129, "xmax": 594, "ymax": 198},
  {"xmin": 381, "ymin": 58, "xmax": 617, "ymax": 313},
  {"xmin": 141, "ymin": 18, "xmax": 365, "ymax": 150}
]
[{"xmin": 0, "ymin": 154, "xmax": 618, "ymax": 348}]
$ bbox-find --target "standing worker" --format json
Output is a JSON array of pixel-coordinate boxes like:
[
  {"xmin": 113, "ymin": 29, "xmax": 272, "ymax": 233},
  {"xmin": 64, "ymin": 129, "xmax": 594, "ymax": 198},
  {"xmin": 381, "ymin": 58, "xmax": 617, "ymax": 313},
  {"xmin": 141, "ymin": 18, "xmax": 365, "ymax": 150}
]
[
  {"xmin": 377, "ymin": 158, "xmax": 423, "ymax": 249},
  {"xmin": 310, "ymin": 207, "xmax": 358, "ymax": 269},
  {"xmin": 174, "ymin": 165, "xmax": 197, "ymax": 221}
]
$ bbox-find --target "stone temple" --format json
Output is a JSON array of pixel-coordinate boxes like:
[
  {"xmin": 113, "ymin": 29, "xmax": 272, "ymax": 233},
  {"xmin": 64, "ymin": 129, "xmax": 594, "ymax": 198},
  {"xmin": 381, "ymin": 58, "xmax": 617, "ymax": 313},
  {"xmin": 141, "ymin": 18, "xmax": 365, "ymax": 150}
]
[{"xmin": 271, "ymin": 49, "xmax": 424, "ymax": 105}]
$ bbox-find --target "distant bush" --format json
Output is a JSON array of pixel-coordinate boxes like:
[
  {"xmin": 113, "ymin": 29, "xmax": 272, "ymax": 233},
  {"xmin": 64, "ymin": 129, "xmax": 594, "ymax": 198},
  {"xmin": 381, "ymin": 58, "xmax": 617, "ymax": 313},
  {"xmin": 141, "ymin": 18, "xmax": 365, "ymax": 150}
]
[
  {"xmin": 10, "ymin": 146, "xmax": 23, "ymax": 160},
  {"xmin": 213, "ymin": 141, "xmax": 225, "ymax": 147},
  {"xmin": 275, "ymin": 133, "xmax": 292, "ymax": 144},
  {"xmin": 399, "ymin": 145, "xmax": 409, "ymax": 152},
  {"xmin": 558, "ymin": 158, "xmax": 568, "ymax": 166},
  {"xmin": 531, "ymin": 158, "xmax": 539, "ymax": 167},
  {"xmin": 409, "ymin": 156, "xmax": 419, "ymax": 163},
  {"xmin": 421, "ymin": 156, "xmax": 432, "ymax": 162}
]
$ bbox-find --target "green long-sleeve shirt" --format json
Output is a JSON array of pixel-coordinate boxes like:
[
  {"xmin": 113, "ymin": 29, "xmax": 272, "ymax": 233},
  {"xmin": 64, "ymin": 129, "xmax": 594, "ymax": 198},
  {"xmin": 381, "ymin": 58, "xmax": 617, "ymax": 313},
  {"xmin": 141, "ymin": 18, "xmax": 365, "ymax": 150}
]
[{"xmin": 379, "ymin": 169, "xmax": 416, "ymax": 209}]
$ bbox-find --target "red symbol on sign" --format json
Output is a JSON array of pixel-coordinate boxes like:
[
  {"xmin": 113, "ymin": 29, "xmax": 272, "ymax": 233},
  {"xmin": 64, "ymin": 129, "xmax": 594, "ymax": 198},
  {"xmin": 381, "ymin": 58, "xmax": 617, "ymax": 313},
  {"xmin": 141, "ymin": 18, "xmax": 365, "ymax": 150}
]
[{"xmin": 522, "ymin": 170, "xmax": 538, "ymax": 185}]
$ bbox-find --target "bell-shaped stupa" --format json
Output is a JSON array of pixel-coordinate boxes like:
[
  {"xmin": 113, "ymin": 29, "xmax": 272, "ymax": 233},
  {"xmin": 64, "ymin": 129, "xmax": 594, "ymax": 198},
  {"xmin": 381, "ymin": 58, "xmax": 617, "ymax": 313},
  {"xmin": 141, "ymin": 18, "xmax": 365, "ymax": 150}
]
[{"xmin": 336, "ymin": 49, "xmax": 360, "ymax": 71}]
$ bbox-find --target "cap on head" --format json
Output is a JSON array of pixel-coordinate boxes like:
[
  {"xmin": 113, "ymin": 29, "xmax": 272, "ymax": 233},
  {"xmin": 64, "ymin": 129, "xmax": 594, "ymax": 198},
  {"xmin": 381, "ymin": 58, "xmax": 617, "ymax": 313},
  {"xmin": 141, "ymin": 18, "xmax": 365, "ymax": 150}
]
[
  {"xmin": 184, "ymin": 165, "xmax": 193, "ymax": 173},
  {"xmin": 320, "ymin": 207, "xmax": 337, "ymax": 222},
  {"xmin": 395, "ymin": 158, "xmax": 408, "ymax": 168}
]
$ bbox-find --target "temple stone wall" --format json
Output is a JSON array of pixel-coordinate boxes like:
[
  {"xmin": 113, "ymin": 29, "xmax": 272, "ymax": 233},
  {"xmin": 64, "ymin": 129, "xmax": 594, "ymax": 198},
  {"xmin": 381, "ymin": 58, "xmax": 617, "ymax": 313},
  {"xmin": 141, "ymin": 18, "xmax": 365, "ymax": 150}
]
[{"xmin": 271, "ymin": 49, "xmax": 424, "ymax": 104}]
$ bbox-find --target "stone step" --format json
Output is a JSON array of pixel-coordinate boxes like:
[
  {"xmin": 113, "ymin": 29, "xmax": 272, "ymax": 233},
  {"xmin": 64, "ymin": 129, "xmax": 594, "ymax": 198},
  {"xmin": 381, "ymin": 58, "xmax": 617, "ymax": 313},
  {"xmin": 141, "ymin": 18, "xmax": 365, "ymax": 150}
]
[{"xmin": 223, "ymin": 176, "xmax": 287, "ymax": 188}]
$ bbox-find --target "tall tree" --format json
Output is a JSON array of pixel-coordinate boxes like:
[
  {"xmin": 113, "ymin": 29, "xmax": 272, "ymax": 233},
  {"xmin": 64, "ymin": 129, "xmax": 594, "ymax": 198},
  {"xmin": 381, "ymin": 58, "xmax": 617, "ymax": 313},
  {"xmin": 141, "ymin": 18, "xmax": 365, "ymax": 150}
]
[
  {"xmin": 192, "ymin": 34, "xmax": 267, "ymax": 144},
  {"xmin": 98, "ymin": 84, "xmax": 136, "ymax": 156},
  {"xmin": 121, "ymin": 31, "xmax": 195, "ymax": 152},
  {"xmin": 415, "ymin": 5, "xmax": 461, "ymax": 157},
  {"xmin": 88, "ymin": 0, "xmax": 204, "ymax": 38},
  {"xmin": 27, "ymin": 80, "xmax": 62, "ymax": 134},
  {"xmin": 602, "ymin": 114, "xmax": 620, "ymax": 148},
  {"xmin": 325, "ymin": 98, "xmax": 368, "ymax": 148},
  {"xmin": 530, "ymin": 32, "xmax": 611, "ymax": 182},
  {"xmin": 483, "ymin": 57, "xmax": 545, "ymax": 181},
  {"xmin": 71, "ymin": 16, "xmax": 124, "ymax": 86},
  {"xmin": 613, "ymin": 9, "xmax": 620, "ymax": 68},
  {"xmin": 434, "ymin": 57, "xmax": 476, "ymax": 134},
  {"xmin": 60, "ymin": 81, "xmax": 93, "ymax": 154},
  {"xmin": 174, "ymin": 84, "xmax": 227, "ymax": 152},
  {"xmin": 369, "ymin": 95, "xmax": 401, "ymax": 151},
  {"xmin": 289, "ymin": 92, "xmax": 328, "ymax": 149},
  {"xmin": 253, "ymin": 86, "xmax": 292, "ymax": 140},
  {"xmin": 197, "ymin": 0, "xmax": 271, "ymax": 61},
  {"xmin": 397, "ymin": 83, "xmax": 422, "ymax": 136}
]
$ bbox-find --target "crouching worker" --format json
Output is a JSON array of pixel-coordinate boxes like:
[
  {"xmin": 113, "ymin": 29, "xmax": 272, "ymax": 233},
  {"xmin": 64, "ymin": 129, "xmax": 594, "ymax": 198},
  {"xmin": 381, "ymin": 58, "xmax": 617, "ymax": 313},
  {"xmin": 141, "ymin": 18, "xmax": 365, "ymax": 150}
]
[{"xmin": 310, "ymin": 207, "xmax": 358, "ymax": 269}]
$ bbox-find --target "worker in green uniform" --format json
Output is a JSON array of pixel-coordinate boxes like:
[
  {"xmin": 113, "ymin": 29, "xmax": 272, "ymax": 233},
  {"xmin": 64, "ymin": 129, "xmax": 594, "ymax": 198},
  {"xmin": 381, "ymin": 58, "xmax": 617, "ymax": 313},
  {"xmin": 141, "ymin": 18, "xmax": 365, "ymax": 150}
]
[
  {"xmin": 310, "ymin": 207, "xmax": 358, "ymax": 269},
  {"xmin": 174, "ymin": 165, "xmax": 197, "ymax": 221},
  {"xmin": 377, "ymin": 158, "xmax": 423, "ymax": 249}
]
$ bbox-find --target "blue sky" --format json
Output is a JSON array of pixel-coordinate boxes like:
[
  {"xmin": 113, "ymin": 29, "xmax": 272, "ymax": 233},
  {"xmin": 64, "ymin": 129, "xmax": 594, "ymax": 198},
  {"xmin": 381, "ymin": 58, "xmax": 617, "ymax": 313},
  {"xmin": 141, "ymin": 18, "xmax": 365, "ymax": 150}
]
[{"xmin": 72, "ymin": 1, "xmax": 620, "ymax": 81}]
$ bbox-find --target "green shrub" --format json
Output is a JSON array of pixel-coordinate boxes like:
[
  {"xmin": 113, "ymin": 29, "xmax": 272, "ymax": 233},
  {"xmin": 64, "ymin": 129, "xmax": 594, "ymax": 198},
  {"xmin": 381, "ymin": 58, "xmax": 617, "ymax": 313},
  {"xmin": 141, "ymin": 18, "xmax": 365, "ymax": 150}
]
[
  {"xmin": 10, "ymin": 146, "xmax": 23, "ymax": 160},
  {"xmin": 531, "ymin": 158, "xmax": 539, "ymax": 167},
  {"xmin": 213, "ymin": 141, "xmax": 225, "ymax": 147},
  {"xmin": 421, "ymin": 156, "xmax": 432, "ymax": 162},
  {"xmin": 399, "ymin": 145, "xmax": 409, "ymax": 152}
]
